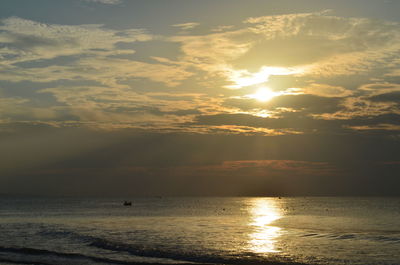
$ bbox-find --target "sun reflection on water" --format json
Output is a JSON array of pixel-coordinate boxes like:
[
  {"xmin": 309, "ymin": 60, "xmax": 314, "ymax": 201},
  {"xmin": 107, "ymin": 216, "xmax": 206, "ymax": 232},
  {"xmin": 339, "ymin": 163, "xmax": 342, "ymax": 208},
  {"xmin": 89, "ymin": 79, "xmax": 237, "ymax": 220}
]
[{"xmin": 248, "ymin": 198, "xmax": 282, "ymax": 254}]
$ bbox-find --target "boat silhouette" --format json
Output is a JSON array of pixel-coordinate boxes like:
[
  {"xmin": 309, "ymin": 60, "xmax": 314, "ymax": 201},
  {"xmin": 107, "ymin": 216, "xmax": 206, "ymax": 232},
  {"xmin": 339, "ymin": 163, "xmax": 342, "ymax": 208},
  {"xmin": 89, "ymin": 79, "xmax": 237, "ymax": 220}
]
[{"xmin": 123, "ymin": 201, "xmax": 132, "ymax": 206}]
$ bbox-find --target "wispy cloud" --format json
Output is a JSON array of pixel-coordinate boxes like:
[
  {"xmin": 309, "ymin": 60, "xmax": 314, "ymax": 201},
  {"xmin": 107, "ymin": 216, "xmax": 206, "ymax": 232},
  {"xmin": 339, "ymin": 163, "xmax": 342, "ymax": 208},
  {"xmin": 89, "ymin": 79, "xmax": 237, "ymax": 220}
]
[
  {"xmin": 85, "ymin": 0, "xmax": 122, "ymax": 5},
  {"xmin": 0, "ymin": 17, "xmax": 151, "ymax": 65},
  {"xmin": 172, "ymin": 22, "xmax": 200, "ymax": 30}
]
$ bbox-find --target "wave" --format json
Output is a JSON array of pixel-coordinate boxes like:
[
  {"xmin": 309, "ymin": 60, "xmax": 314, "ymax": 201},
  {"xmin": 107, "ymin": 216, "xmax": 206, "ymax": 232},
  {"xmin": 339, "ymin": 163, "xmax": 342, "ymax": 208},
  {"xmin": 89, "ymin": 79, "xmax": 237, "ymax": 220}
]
[
  {"xmin": 89, "ymin": 238, "xmax": 307, "ymax": 265},
  {"xmin": 300, "ymin": 232, "xmax": 400, "ymax": 243},
  {"xmin": 36, "ymin": 228, "xmax": 95, "ymax": 243},
  {"xmin": 8, "ymin": 225, "xmax": 400, "ymax": 265},
  {"xmin": 0, "ymin": 244, "xmax": 310, "ymax": 265},
  {"xmin": 0, "ymin": 246, "xmax": 151, "ymax": 265},
  {"xmin": 32, "ymin": 226, "xmax": 309, "ymax": 265},
  {"xmin": 0, "ymin": 257, "xmax": 54, "ymax": 265}
]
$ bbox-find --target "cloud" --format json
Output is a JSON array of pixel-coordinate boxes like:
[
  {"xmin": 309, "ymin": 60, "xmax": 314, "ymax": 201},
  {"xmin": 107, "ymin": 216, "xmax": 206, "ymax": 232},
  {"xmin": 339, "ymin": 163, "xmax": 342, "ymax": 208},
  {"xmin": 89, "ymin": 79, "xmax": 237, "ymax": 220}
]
[
  {"xmin": 223, "ymin": 94, "xmax": 342, "ymax": 115},
  {"xmin": 0, "ymin": 17, "xmax": 202, "ymax": 130},
  {"xmin": 1, "ymin": 11, "xmax": 400, "ymax": 135},
  {"xmin": 171, "ymin": 10, "xmax": 400, "ymax": 83},
  {"xmin": 345, "ymin": 123, "xmax": 400, "ymax": 132},
  {"xmin": 247, "ymin": 12, "xmax": 399, "ymax": 76},
  {"xmin": 245, "ymin": 10, "xmax": 398, "ymax": 46},
  {"xmin": 359, "ymin": 83, "xmax": 400, "ymax": 94},
  {"xmin": 313, "ymin": 96, "xmax": 400, "ymax": 121},
  {"xmin": 156, "ymin": 11, "xmax": 400, "ymax": 133},
  {"xmin": 192, "ymin": 113, "xmax": 333, "ymax": 134},
  {"xmin": 216, "ymin": 159, "xmax": 337, "ymax": 176},
  {"xmin": 1, "ymin": 7, "xmax": 400, "ymax": 196},
  {"xmin": 301, "ymin": 83, "xmax": 353, "ymax": 98},
  {"xmin": 172, "ymin": 22, "xmax": 200, "ymax": 30},
  {"xmin": 170, "ymin": 29, "xmax": 253, "ymax": 71},
  {"xmin": 0, "ymin": 17, "xmax": 151, "ymax": 65},
  {"xmin": 85, "ymin": 0, "xmax": 122, "ymax": 5}
]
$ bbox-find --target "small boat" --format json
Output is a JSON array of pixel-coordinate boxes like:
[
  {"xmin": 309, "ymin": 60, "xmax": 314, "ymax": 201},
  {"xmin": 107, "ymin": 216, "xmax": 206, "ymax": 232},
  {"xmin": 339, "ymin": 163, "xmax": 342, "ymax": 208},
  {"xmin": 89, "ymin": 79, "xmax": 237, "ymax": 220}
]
[{"xmin": 123, "ymin": 201, "xmax": 132, "ymax": 206}]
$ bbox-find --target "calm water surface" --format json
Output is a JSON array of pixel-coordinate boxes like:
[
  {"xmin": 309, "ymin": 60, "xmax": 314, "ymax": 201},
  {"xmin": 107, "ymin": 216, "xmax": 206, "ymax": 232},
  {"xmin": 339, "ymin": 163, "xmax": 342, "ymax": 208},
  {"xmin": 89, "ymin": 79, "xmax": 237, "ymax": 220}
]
[{"xmin": 0, "ymin": 197, "xmax": 399, "ymax": 265}]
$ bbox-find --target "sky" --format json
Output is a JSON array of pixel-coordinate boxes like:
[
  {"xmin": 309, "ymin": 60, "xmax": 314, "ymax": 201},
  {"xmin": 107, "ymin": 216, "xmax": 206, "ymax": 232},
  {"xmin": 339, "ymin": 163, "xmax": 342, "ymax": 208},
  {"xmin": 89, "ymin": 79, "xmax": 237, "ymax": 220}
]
[{"xmin": 0, "ymin": 0, "xmax": 399, "ymax": 196}]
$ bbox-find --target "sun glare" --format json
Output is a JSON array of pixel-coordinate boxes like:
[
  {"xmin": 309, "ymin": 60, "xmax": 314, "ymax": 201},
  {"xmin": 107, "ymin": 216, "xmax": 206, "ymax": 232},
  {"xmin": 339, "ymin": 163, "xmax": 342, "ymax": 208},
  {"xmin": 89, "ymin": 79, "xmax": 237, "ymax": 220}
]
[
  {"xmin": 248, "ymin": 198, "xmax": 282, "ymax": 253},
  {"xmin": 249, "ymin": 87, "xmax": 277, "ymax": 102}
]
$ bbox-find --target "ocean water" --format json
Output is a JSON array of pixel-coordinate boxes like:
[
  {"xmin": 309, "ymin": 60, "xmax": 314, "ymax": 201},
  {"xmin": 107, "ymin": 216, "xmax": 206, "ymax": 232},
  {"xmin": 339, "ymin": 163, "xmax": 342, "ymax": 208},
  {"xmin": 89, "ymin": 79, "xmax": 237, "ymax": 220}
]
[{"xmin": 0, "ymin": 197, "xmax": 399, "ymax": 265}]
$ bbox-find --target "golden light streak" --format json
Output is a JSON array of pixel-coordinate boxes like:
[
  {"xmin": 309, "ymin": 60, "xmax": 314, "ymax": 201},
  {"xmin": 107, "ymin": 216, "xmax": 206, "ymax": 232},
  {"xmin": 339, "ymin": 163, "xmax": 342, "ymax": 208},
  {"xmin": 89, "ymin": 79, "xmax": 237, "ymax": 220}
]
[{"xmin": 247, "ymin": 198, "xmax": 283, "ymax": 254}]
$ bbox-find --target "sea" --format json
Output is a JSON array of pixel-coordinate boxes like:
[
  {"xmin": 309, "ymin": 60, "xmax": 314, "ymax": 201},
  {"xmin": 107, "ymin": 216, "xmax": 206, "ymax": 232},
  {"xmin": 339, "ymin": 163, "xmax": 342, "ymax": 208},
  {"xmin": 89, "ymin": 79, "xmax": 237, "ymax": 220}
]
[{"xmin": 0, "ymin": 197, "xmax": 399, "ymax": 265}]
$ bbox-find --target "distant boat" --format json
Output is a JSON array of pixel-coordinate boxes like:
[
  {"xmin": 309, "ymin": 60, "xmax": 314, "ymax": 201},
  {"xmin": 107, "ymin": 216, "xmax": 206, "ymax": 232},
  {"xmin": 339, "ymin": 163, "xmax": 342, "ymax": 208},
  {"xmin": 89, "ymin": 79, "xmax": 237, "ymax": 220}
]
[{"xmin": 123, "ymin": 201, "xmax": 132, "ymax": 206}]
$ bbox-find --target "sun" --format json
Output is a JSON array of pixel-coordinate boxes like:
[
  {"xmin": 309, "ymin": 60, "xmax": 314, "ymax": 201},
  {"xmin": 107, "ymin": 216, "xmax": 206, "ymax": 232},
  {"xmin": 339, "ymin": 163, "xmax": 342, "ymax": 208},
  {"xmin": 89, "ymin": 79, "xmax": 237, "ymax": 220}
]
[{"xmin": 249, "ymin": 87, "xmax": 277, "ymax": 102}]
